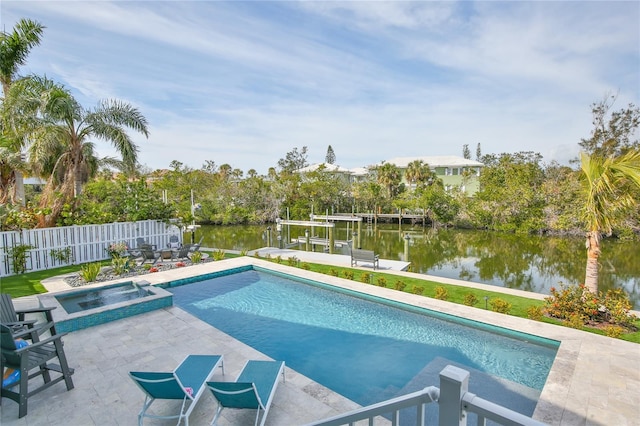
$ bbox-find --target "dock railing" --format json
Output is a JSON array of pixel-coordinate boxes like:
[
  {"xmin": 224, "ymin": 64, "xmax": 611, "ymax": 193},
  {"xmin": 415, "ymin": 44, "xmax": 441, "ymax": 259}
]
[{"xmin": 305, "ymin": 365, "xmax": 547, "ymax": 426}]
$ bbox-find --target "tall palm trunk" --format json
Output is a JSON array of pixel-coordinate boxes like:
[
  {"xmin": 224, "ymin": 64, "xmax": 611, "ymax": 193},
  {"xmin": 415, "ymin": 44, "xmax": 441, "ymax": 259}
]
[
  {"xmin": 15, "ymin": 170, "xmax": 25, "ymax": 206},
  {"xmin": 74, "ymin": 167, "xmax": 83, "ymax": 198},
  {"xmin": 584, "ymin": 230, "xmax": 601, "ymax": 293}
]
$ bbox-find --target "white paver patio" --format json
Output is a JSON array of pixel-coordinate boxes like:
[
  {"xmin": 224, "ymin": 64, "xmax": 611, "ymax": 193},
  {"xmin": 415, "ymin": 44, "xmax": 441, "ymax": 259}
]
[{"xmin": 2, "ymin": 255, "xmax": 639, "ymax": 425}]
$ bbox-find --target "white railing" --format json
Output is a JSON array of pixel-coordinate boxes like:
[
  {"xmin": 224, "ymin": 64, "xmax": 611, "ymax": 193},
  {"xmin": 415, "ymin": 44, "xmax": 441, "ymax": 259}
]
[
  {"xmin": 306, "ymin": 365, "xmax": 548, "ymax": 426},
  {"xmin": 0, "ymin": 220, "xmax": 180, "ymax": 277}
]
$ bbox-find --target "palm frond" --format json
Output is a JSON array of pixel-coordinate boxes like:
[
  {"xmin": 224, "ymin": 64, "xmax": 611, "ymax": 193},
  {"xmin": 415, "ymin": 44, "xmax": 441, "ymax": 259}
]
[
  {"xmin": 581, "ymin": 150, "xmax": 640, "ymax": 234},
  {"xmin": 97, "ymin": 99, "xmax": 150, "ymax": 137}
]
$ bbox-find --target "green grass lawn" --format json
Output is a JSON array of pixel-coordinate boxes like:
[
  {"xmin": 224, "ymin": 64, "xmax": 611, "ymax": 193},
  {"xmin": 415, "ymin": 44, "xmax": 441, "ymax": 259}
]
[
  {"xmin": 3, "ymin": 255, "xmax": 639, "ymax": 343},
  {"xmin": 269, "ymin": 257, "xmax": 640, "ymax": 344},
  {"xmin": 2, "ymin": 265, "xmax": 79, "ymax": 297}
]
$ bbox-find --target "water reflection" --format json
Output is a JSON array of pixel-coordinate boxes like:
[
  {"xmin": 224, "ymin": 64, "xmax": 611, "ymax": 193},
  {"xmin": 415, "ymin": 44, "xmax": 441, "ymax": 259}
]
[{"xmin": 193, "ymin": 224, "xmax": 640, "ymax": 309}]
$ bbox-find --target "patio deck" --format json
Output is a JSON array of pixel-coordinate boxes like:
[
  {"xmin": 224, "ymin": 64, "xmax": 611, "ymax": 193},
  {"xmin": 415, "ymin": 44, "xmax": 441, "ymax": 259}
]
[{"xmin": 2, "ymin": 256, "xmax": 639, "ymax": 425}]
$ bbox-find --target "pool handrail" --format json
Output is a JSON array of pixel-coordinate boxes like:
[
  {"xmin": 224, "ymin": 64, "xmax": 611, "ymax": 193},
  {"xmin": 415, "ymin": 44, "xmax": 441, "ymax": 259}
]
[{"xmin": 305, "ymin": 365, "xmax": 547, "ymax": 426}]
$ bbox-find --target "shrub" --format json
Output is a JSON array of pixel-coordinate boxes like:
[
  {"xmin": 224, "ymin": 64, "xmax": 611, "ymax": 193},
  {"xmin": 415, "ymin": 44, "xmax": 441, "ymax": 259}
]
[
  {"xmin": 527, "ymin": 305, "xmax": 543, "ymax": 321},
  {"xmin": 50, "ymin": 247, "xmax": 73, "ymax": 264},
  {"xmin": 301, "ymin": 263, "xmax": 311, "ymax": 270},
  {"xmin": 111, "ymin": 256, "xmax": 131, "ymax": 275},
  {"xmin": 190, "ymin": 251, "xmax": 203, "ymax": 263},
  {"xmin": 434, "ymin": 286, "xmax": 448, "ymax": 300},
  {"xmin": 6, "ymin": 244, "xmax": 35, "ymax": 274},
  {"xmin": 604, "ymin": 325, "xmax": 624, "ymax": 338},
  {"xmin": 343, "ymin": 270, "xmax": 354, "ymax": 280},
  {"xmin": 80, "ymin": 262, "xmax": 102, "ymax": 282},
  {"xmin": 490, "ymin": 298, "xmax": 512, "ymax": 314},
  {"xmin": 463, "ymin": 293, "xmax": 478, "ymax": 306},
  {"xmin": 564, "ymin": 313, "xmax": 584, "ymax": 329},
  {"xmin": 544, "ymin": 284, "xmax": 636, "ymax": 328},
  {"xmin": 287, "ymin": 256, "xmax": 298, "ymax": 267},
  {"xmin": 106, "ymin": 241, "xmax": 128, "ymax": 259},
  {"xmin": 239, "ymin": 249, "xmax": 248, "ymax": 256},
  {"xmin": 149, "ymin": 267, "xmax": 159, "ymax": 273},
  {"xmin": 412, "ymin": 285, "xmax": 424, "ymax": 295},
  {"xmin": 329, "ymin": 268, "xmax": 339, "ymax": 277},
  {"xmin": 275, "ymin": 255, "xmax": 283, "ymax": 264},
  {"xmin": 360, "ymin": 273, "xmax": 371, "ymax": 283},
  {"xmin": 212, "ymin": 249, "xmax": 226, "ymax": 261},
  {"xmin": 544, "ymin": 284, "xmax": 586, "ymax": 320},
  {"xmin": 601, "ymin": 289, "xmax": 636, "ymax": 326},
  {"xmin": 376, "ymin": 277, "xmax": 387, "ymax": 287},
  {"xmin": 394, "ymin": 281, "xmax": 406, "ymax": 291},
  {"xmin": 175, "ymin": 262, "xmax": 186, "ymax": 267}
]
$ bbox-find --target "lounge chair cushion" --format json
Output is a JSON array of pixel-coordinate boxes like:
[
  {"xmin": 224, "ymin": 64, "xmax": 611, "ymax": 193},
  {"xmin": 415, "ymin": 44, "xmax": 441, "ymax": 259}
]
[
  {"xmin": 129, "ymin": 371, "xmax": 191, "ymax": 399},
  {"xmin": 207, "ymin": 360, "xmax": 284, "ymax": 426},
  {"xmin": 130, "ymin": 354, "xmax": 224, "ymax": 426},
  {"xmin": 130, "ymin": 354, "xmax": 222, "ymax": 400},
  {"xmin": 237, "ymin": 360, "xmax": 284, "ymax": 408},
  {"xmin": 209, "ymin": 382, "xmax": 260, "ymax": 408}
]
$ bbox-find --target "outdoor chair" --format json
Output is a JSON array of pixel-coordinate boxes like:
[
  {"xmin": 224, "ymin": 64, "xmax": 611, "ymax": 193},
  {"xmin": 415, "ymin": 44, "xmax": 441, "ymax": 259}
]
[
  {"xmin": 136, "ymin": 238, "xmax": 157, "ymax": 251},
  {"xmin": 0, "ymin": 293, "xmax": 57, "ymax": 339},
  {"xmin": 0, "ymin": 323, "xmax": 75, "ymax": 418},
  {"xmin": 207, "ymin": 360, "xmax": 285, "ymax": 426},
  {"xmin": 139, "ymin": 247, "xmax": 160, "ymax": 265},
  {"xmin": 189, "ymin": 236, "xmax": 204, "ymax": 253},
  {"xmin": 129, "ymin": 354, "xmax": 224, "ymax": 426},
  {"xmin": 172, "ymin": 245, "xmax": 192, "ymax": 261},
  {"xmin": 167, "ymin": 235, "xmax": 182, "ymax": 250}
]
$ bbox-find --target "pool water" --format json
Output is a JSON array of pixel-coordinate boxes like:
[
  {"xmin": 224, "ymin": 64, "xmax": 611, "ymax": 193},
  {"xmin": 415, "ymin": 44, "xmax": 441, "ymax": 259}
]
[
  {"xmin": 166, "ymin": 268, "xmax": 558, "ymax": 412},
  {"xmin": 56, "ymin": 282, "xmax": 151, "ymax": 314}
]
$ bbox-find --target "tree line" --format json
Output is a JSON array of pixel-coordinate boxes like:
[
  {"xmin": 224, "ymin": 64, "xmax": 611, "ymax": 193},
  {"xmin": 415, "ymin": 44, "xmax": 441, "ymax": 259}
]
[{"xmin": 1, "ymin": 18, "xmax": 639, "ymax": 294}]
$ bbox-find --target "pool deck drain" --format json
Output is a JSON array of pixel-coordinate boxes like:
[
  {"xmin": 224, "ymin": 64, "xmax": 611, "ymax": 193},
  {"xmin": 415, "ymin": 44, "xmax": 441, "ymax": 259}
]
[{"xmin": 6, "ymin": 256, "xmax": 640, "ymax": 426}]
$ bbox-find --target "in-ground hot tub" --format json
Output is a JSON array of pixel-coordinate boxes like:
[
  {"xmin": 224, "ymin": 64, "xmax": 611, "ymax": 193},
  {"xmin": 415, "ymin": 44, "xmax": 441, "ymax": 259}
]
[
  {"xmin": 56, "ymin": 281, "xmax": 151, "ymax": 314},
  {"xmin": 39, "ymin": 280, "xmax": 172, "ymax": 333}
]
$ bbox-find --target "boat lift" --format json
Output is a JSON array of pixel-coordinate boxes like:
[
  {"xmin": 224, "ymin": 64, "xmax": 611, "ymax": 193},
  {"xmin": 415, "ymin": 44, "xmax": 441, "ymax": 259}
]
[{"xmin": 278, "ymin": 214, "xmax": 363, "ymax": 253}]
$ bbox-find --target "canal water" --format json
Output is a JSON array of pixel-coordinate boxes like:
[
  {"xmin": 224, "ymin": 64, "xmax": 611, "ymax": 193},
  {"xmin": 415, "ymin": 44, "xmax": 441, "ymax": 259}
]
[{"xmin": 189, "ymin": 223, "xmax": 640, "ymax": 308}]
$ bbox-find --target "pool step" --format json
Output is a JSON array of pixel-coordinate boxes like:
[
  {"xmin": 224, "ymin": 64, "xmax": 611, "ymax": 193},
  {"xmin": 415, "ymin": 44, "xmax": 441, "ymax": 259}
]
[{"xmin": 398, "ymin": 356, "xmax": 541, "ymax": 424}]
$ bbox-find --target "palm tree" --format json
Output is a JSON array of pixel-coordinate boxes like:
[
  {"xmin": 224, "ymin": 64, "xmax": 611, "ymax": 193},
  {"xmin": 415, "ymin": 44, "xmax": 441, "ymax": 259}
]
[
  {"xmin": 581, "ymin": 150, "xmax": 640, "ymax": 293},
  {"xmin": 13, "ymin": 77, "xmax": 149, "ymax": 225},
  {"xmin": 404, "ymin": 160, "xmax": 424, "ymax": 190},
  {"xmin": 405, "ymin": 160, "xmax": 436, "ymax": 190},
  {"xmin": 0, "ymin": 134, "xmax": 27, "ymax": 204},
  {"xmin": 375, "ymin": 162, "xmax": 401, "ymax": 198},
  {"xmin": 0, "ymin": 18, "xmax": 45, "ymax": 205},
  {"xmin": 0, "ymin": 18, "xmax": 44, "ymax": 95}
]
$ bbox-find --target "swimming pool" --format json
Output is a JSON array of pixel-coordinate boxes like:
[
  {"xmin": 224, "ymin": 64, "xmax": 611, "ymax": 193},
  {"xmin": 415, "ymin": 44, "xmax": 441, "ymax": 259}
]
[{"xmin": 164, "ymin": 266, "xmax": 558, "ymax": 414}]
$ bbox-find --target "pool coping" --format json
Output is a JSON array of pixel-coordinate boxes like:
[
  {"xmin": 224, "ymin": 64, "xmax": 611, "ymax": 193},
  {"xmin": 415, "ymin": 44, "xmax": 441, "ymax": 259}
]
[{"xmin": 36, "ymin": 256, "xmax": 640, "ymax": 425}]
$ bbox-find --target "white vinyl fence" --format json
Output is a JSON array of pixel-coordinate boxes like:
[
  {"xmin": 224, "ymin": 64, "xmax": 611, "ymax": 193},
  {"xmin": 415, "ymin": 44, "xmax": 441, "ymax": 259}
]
[{"xmin": 0, "ymin": 220, "xmax": 181, "ymax": 277}]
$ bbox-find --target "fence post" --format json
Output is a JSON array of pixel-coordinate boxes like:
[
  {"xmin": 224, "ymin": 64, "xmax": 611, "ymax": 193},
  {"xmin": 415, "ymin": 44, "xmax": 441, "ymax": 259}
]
[{"xmin": 439, "ymin": 365, "xmax": 469, "ymax": 426}]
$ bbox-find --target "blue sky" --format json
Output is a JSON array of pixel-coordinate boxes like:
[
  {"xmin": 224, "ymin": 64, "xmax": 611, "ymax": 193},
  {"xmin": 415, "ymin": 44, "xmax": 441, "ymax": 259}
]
[{"xmin": 3, "ymin": 1, "xmax": 639, "ymax": 174}]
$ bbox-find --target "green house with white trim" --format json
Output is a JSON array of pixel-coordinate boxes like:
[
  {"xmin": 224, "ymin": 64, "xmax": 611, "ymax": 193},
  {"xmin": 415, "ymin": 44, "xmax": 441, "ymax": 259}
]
[{"xmin": 382, "ymin": 156, "xmax": 484, "ymax": 195}]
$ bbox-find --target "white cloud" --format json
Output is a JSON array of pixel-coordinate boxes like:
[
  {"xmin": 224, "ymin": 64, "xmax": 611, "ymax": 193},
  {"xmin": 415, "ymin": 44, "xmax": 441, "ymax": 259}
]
[{"xmin": 3, "ymin": 0, "xmax": 638, "ymax": 174}]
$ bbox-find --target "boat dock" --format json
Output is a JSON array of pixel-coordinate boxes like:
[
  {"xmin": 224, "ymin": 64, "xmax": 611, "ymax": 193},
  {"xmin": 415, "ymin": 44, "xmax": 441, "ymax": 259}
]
[{"xmin": 250, "ymin": 247, "xmax": 411, "ymax": 271}]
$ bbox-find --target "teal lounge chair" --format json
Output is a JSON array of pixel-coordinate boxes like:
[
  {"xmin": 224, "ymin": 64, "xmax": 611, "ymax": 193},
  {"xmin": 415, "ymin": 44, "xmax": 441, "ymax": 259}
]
[
  {"xmin": 129, "ymin": 354, "xmax": 224, "ymax": 426},
  {"xmin": 207, "ymin": 360, "xmax": 285, "ymax": 426}
]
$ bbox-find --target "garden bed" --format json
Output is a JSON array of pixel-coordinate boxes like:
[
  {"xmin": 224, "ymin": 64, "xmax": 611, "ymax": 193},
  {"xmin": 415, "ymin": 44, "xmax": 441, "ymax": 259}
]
[{"xmin": 64, "ymin": 258, "xmax": 215, "ymax": 287}]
